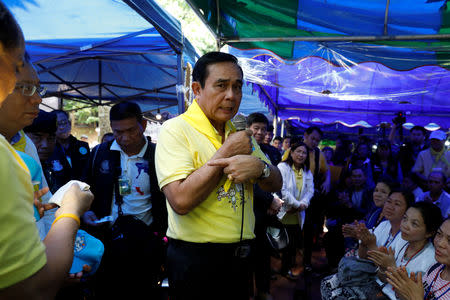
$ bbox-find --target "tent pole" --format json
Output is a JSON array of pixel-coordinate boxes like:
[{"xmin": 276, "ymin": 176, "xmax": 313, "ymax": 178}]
[
  {"xmin": 224, "ymin": 33, "xmax": 450, "ymax": 43},
  {"xmin": 177, "ymin": 54, "xmax": 185, "ymax": 114},
  {"xmin": 98, "ymin": 60, "xmax": 102, "ymax": 105},
  {"xmin": 281, "ymin": 120, "xmax": 285, "ymax": 138},
  {"xmin": 383, "ymin": 0, "xmax": 391, "ymax": 36},
  {"xmin": 272, "ymin": 114, "xmax": 277, "ymax": 136}
]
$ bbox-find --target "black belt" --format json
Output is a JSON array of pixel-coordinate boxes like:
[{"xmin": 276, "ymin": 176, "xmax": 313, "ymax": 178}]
[{"xmin": 169, "ymin": 238, "xmax": 254, "ymax": 258}]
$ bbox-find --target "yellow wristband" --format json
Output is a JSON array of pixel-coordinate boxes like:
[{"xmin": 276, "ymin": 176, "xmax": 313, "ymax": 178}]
[{"xmin": 52, "ymin": 213, "xmax": 80, "ymax": 227}]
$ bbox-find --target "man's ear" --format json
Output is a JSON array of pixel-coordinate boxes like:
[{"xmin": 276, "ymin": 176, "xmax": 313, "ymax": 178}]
[
  {"xmin": 140, "ymin": 119, "xmax": 147, "ymax": 131},
  {"xmin": 192, "ymin": 81, "xmax": 201, "ymax": 96}
]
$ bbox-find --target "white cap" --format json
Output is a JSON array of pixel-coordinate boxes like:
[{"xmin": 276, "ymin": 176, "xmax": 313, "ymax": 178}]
[{"xmin": 429, "ymin": 130, "xmax": 447, "ymax": 141}]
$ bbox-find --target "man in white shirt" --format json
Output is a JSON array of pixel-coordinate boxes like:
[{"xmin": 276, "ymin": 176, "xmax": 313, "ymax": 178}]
[
  {"xmin": 82, "ymin": 102, "xmax": 166, "ymax": 299},
  {"xmin": 418, "ymin": 171, "xmax": 450, "ymax": 218}
]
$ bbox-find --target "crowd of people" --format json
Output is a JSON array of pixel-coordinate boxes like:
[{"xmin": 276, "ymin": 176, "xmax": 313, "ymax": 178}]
[{"xmin": 1, "ymin": 2, "xmax": 450, "ymax": 300}]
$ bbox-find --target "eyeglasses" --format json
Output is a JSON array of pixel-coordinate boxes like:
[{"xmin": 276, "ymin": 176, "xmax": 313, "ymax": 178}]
[
  {"xmin": 57, "ymin": 120, "xmax": 71, "ymax": 127},
  {"xmin": 15, "ymin": 83, "xmax": 47, "ymax": 97}
]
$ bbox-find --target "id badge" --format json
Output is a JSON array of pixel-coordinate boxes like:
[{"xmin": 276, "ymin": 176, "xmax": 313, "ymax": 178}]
[{"xmin": 118, "ymin": 175, "xmax": 131, "ymax": 196}]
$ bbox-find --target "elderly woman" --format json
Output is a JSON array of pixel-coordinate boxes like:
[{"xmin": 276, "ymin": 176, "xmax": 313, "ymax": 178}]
[{"xmin": 277, "ymin": 141, "xmax": 314, "ymax": 279}]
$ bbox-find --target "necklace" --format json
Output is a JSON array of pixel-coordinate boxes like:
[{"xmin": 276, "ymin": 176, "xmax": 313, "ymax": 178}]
[
  {"xmin": 425, "ymin": 265, "xmax": 450, "ymax": 300},
  {"xmin": 401, "ymin": 244, "xmax": 425, "ymax": 267}
]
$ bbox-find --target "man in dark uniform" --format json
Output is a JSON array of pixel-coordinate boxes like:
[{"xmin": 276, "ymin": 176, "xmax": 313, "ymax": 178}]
[
  {"xmin": 247, "ymin": 112, "xmax": 283, "ymax": 298},
  {"xmin": 82, "ymin": 102, "xmax": 167, "ymax": 299},
  {"xmin": 46, "ymin": 110, "xmax": 90, "ymax": 191}
]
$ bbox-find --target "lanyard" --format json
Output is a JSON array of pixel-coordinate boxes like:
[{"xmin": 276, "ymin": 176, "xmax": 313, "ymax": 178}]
[
  {"xmin": 425, "ymin": 265, "xmax": 450, "ymax": 300},
  {"xmin": 384, "ymin": 230, "xmax": 400, "ymax": 248}
]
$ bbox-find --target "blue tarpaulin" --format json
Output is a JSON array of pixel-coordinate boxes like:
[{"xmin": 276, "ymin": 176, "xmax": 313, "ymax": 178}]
[{"xmin": 5, "ymin": 0, "xmax": 200, "ymax": 114}]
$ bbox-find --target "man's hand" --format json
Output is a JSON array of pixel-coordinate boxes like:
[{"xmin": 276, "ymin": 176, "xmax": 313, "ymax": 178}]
[
  {"xmin": 386, "ymin": 266, "xmax": 424, "ymax": 300},
  {"xmin": 65, "ymin": 264, "xmax": 92, "ymax": 286},
  {"xmin": 321, "ymin": 175, "xmax": 331, "ymax": 194},
  {"xmin": 56, "ymin": 182, "xmax": 94, "ymax": 218},
  {"xmin": 82, "ymin": 211, "xmax": 100, "ymax": 227},
  {"xmin": 218, "ymin": 130, "xmax": 253, "ymax": 158},
  {"xmin": 34, "ymin": 186, "xmax": 56, "ymax": 218},
  {"xmin": 268, "ymin": 195, "xmax": 283, "ymax": 215},
  {"xmin": 208, "ymin": 155, "xmax": 264, "ymax": 184}
]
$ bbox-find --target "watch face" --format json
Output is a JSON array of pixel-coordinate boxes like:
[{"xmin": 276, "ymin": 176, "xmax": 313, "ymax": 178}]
[{"xmin": 263, "ymin": 162, "xmax": 271, "ymax": 178}]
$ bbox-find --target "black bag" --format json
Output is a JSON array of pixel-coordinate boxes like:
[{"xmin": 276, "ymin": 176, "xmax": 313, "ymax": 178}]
[{"xmin": 266, "ymin": 218, "xmax": 289, "ymax": 250}]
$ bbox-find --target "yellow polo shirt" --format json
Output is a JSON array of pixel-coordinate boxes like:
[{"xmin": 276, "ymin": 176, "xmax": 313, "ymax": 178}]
[
  {"xmin": 0, "ymin": 135, "xmax": 46, "ymax": 289},
  {"xmin": 155, "ymin": 101, "xmax": 268, "ymax": 243}
]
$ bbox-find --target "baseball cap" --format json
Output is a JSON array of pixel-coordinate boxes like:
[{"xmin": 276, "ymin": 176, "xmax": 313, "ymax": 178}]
[
  {"xmin": 429, "ymin": 130, "xmax": 447, "ymax": 141},
  {"xmin": 70, "ymin": 229, "xmax": 104, "ymax": 275}
]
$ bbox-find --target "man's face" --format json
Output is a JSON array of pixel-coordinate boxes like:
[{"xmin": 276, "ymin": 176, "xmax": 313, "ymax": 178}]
[
  {"xmin": 410, "ymin": 129, "xmax": 425, "ymax": 145},
  {"xmin": 0, "ymin": 62, "xmax": 41, "ymax": 132},
  {"xmin": 249, "ymin": 122, "xmax": 267, "ymax": 144},
  {"xmin": 0, "ymin": 43, "xmax": 24, "ymax": 104},
  {"xmin": 282, "ymin": 138, "xmax": 290, "ymax": 151},
  {"xmin": 272, "ymin": 139, "xmax": 282, "ymax": 150},
  {"xmin": 304, "ymin": 130, "xmax": 321, "ymax": 149},
  {"xmin": 111, "ymin": 117, "xmax": 146, "ymax": 154},
  {"xmin": 264, "ymin": 131, "xmax": 273, "ymax": 144},
  {"xmin": 55, "ymin": 112, "xmax": 71, "ymax": 140},
  {"xmin": 428, "ymin": 172, "xmax": 445, "ymax": 194},
  {"xmin": 193, "ymin": 62, "xmax": 243, "ymax": 129},
  {"xmin": 430, "ymin": 138, "xmax": 444, "ymax": 152},
  {"xmin": 351, "ymin": 168, "xmax": 366, "ymax": 188},
  {"xmin": 357, "ymin": 144, "xmax": 370, "ymax": 159},
  {"xmin": 27, "ymin": 131, "xmax": 56, "ymax": 162}
]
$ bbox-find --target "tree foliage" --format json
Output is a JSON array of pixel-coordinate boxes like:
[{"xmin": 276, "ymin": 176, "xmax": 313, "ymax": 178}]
[
  {"xmin": 155, "ymin": 0, "xmax": 216, "ymax": 54},
  {"xmin": 63, "ymin": 100, "xmax": 99, "ymax": 125}
]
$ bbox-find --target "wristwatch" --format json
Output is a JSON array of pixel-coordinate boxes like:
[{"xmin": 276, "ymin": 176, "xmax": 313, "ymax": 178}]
[{"xmin": 259, "ymin": 160, "xmax": 271, "ymax": 179}]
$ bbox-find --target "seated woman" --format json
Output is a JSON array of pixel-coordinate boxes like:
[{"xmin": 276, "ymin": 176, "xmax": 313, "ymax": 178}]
[
  {"xmin": 321, "ymin": 189, "xmax": 414, "ymax": 299},
  {"xmin": 341, "ymin": 177, "xmax": 395, "ymax": 257},
  {"xmin": 367, "ymin": 201, "xmax": 442, "ymax": 299},
  {"xmin": 386, "ymin": 218, "xmax": 450, "ymax": 300},
  {"xmin": 277, "ymin": 141, "xmax": 314, "ymax": 278}
]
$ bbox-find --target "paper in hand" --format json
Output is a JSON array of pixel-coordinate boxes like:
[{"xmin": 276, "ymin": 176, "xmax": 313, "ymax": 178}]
[{"xmin": 49, "ymin": 180, "xmax": 90, "ymax": 206}]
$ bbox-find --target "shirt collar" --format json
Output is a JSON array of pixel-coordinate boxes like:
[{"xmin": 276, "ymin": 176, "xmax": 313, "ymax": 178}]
[{"xmin": 110, "ymin": 137, "xmax": 148, "ymax": 158}]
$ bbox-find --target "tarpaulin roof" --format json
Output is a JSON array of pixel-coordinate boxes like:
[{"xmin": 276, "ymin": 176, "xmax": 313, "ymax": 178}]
[
  {"xmin": 6, "ymin": 0, "xmax": 200, "ymax": 114},
  {"xmin": 187, "ymin": 0, "xmax": 450, "ymax": 129}
]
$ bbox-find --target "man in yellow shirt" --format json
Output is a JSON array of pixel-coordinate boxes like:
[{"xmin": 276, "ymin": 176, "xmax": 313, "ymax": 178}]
[
  {"xmin": 155, "ymin": 52, "xmax": 282, "ymax": 300},
  {"xmin": 302, "ymin": 126, "xmax": 330, "ymax": 271}
]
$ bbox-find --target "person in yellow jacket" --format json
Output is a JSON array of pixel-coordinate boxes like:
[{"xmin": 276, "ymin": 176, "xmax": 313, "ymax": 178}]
[
  {"xmin": 0, "ymin": 3, "xmax": 93, "ymax": 299},
  {"xmin": 156, "ymin": 52, "xmax": 282, "ymax": 300}
]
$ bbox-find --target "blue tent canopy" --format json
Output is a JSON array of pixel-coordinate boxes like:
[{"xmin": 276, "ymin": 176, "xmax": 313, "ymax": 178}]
[{"xmin": 5, "ymin": 0, "xmax": 200, "ymax": 114}]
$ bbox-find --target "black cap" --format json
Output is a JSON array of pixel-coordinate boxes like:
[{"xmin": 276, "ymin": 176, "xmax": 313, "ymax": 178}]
[{"xmin": 24, "ymin": 110, "xmax": 57, "ymax": 134}]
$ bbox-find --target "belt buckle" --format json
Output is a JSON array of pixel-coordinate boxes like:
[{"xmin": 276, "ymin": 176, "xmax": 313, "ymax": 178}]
[{"xmin": 234, "ymin": 244, "xmax": 251, "ymax": 258}]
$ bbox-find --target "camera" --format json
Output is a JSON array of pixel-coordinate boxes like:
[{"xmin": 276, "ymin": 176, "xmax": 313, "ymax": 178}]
[{"xmin": 392, "ymin": 112, "xmax": 406, "ymax": 126}]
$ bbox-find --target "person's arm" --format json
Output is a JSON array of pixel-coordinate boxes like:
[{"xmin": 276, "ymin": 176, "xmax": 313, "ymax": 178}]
[
  {"xmin": 412, "ymin": 152, "xmax": 427, "ymax": 183},
  {"xmin": 0, "ymin": 183, "xmax": 93, "ymax": 300},
  {"xmin": 278, "ymin": 163, "xmax": 300, "ymax": 208},
  {"xmin": 161, "ymin": 130, "xmax": 254, "ymax": 215},
  {"xmin": 388, "ymin": 123, "xmax": 397, "ymax": 144}
]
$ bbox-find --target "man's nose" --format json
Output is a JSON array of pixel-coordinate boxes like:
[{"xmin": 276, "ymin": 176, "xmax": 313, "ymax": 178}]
[
  {"xmin": 29, "ymin": 92, "xmax": 42, "ymax": 105},
  {"xmin": 40, "ymin": 138, "xmax": 48, "ymax": 148}
]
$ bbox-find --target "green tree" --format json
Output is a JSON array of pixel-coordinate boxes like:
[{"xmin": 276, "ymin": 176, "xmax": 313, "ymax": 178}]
[
  {"xmin": 155, "ymin": 0, "xmax": 216, "ymax": 54},
  {"xmin": 63, "ymin": 100, "xmax": 99, "ymax": 126}
]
